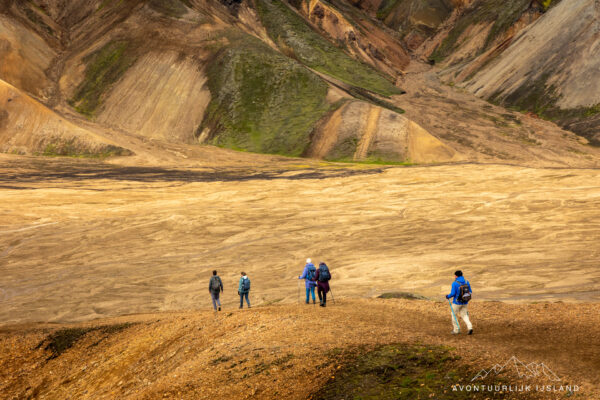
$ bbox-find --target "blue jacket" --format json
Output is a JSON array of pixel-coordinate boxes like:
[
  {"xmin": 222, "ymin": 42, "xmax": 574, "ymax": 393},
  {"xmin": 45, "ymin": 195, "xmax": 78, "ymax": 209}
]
[
  {"xmin": 446, "ymin": 276, "xmax": 472, "ymax": 305},
  {"xmin": 298, "ymin": 263, "xmax": 317, "ymax": 288}
]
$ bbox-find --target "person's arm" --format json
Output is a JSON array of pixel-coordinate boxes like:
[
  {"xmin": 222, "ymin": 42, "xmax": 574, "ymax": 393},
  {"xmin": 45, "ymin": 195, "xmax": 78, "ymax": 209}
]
[
  {"xmin": 446, "ymin": 282, "xmax": 457, "ymax": 299},
  {"xmin": 209, "ymin": 277, "xmax": 212, "ymax": 292},
  {"xmin": 299, "ymin": 267, "xmax": 307, "ymax": 279},
  {"xmin": 314, "ymin": 269, "xmax": 319, "ymax": 282},
  {"xmin": 219, "ymin": 277, "xmax": 223, "ymax": 292},
  {"xmin": 238, "ymin": 278, "xmax": 242, "ymax": 293}
]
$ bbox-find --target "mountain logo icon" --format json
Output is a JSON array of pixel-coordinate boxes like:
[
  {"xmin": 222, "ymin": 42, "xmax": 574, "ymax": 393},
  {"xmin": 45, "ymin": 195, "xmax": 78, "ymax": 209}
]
[{"xmin": 471, "ymin": 356, "xmax": 561, "ymax": 382}]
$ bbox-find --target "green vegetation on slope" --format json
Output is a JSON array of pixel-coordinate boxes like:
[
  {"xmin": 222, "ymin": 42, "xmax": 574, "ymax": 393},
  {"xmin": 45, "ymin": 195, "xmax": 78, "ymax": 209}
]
[
  {"xmin": 490, "ymin": 75, "xmax": 600, "ymax": 144},
  {"xmin": 40, "ymin": 139, "xmax": 132, "ymax": 158},
  {"xmin": 199, "ymin": 34, "xmax": 331, "ymax": 156},
  {"xmin": 147, "ymin": 0, "xmax": 192, "ymax": 17},
  {"xmin": 69, "ymin": 41, "xmax": 137, "ymax": 117},
  {"xmin": 316, "ymin": 344, "xmax": 518, "ymax": 399},
  {"xmin": 376, "ymin": 0, "xmax": 402, "ymax": 20},
  {"xmin": 255, "ymin": 0, "xmax": 402, "ymax": 97},
  {"xmin": 431, "ymin": 0, "xmax": 535, "ymax": 63}
]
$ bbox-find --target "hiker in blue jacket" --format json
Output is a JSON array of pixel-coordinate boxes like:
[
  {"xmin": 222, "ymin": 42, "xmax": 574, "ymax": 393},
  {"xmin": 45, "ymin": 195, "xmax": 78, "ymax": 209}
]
[
  {"xmin": 446, "ymin": 270, "xmax": 473, "ymax": 335},
  {"xmin": 238, "ymin": 272, "xmax": 251, "ymax": 309},
  {"xmin": 298, "ymin": 258, "xmax": 317, "ymax": 304}
]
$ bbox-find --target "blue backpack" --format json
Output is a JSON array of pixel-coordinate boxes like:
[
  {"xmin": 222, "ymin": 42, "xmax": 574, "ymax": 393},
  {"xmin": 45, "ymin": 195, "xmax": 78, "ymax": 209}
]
[
  {"xmin": 306, "ymin": 264, "xmax": 316, "ymax": 281},
  {"xmin": 241, "ymin": 278, "xmax": 250, "ymax": 293}
]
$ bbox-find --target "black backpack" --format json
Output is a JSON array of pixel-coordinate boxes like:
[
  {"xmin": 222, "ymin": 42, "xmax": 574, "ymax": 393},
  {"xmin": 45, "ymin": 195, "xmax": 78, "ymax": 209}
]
[
  {"xmin": 306, "ymin": 265, "xmax": 316, "ymax": 281},
  {"xmin": 318, "ymin": 264, "xmax": 331, "ymax": 282},
  {"xmin": 457, "ymin": 281, "xmax": 472, "ymax": 303},
  {"xmin": 210, "ymin": 276, "xmax": 221, "ymax": 292}
]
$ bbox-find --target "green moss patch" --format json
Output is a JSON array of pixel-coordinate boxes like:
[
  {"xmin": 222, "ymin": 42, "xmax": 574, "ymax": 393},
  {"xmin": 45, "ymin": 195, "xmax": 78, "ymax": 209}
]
[
  {"xmin": 200, "ymin": 34, "xmax": 332, "ymax": 156},
  {"xmin": 69, "ymin": 41, "xmax": 137, "ymax": 118},
  {"xmin": 255, "ymin": 0, "xmax": 402, "ymax": 97},
  {"xmin": 315, "ymin": 344, "xmax": 521, "ymax": 399},
  {"xmin": 40, "ymin": 139, "xmax": 132, "ymax": 158}
]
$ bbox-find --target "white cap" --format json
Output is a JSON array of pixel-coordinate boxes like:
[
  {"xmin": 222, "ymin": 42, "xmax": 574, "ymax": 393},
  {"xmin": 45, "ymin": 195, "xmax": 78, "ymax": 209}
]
[{"xmin": 306, "ymin": 258, "xmax": 311, "ymax": 263}]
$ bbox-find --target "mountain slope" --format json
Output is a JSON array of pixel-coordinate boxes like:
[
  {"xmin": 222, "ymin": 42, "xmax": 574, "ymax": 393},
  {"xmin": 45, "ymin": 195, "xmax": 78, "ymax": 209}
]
[
  {"xmin": 0, "ymin": 0, "xmax": 597, "ymax": 164},
  {"xmin": 0, "ymin": 79, "xmax": 129, "ymax": 157}
]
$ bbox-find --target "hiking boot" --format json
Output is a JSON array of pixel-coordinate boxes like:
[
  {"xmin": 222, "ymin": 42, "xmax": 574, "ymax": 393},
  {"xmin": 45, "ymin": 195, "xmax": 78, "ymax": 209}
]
[
  {"xmin": 313, "ymin": 299, "xmax": 316, "ymax": 304},
  {"xmin": 218, "ymin": 307, "xmax": 221, "ymax": 311},
  {"xmin": 320, "ymin": 303, "xmax": 326, "ymax": 307},
  {"xmin": 468, "ymin": 329, "xmax": 473, "ymax": 335},
  {"xmin": 451, "ymin": 331, "xmax": 459, "ymax": 335},
  {"xmin": 305, "ymin": 301, "xmax": 309, "ymax": 304}
]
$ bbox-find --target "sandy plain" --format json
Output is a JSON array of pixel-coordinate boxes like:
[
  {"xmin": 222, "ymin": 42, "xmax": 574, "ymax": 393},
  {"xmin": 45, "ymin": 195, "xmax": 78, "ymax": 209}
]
[{"xmin": 1, "ymin": 152, "xmax": 599, "ymax": 326}]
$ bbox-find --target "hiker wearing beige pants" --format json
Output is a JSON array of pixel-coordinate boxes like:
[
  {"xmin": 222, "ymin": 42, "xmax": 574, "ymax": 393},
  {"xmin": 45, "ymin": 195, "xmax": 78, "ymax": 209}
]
[
  {"xmin": 451, "ymin": 303, "xmax": 473, "ymax": 333},
  {"xmin": 446, "ymin": 270, "xmax": 474, "ymax": 335}
]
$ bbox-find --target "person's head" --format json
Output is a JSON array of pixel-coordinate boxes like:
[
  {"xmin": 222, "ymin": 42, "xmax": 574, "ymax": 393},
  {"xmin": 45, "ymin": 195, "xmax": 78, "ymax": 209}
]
[
  {"xmin": 213, "ymin": 270, "xmax": 217, "ymax": 276},
  {"xmin": 241, "ymin": 271, "xmax": 246, "ymax": 276},
  {"xmin": 319, "ymin": 262, "xmax": 325, "ymax": 266},
  {"xmin": 454, "ymin": 270, "xmax": 463, "ymax": 278},
  {"xmin": 306, "ymin": 258, "xmax": 311, "ymax": 264}
]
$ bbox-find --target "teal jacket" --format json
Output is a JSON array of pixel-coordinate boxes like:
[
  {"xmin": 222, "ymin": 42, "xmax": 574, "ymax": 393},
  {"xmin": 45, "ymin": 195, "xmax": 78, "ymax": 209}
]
[{"xmin": 238, "ymin": 276, "xmax": 250, "ymax": 293}]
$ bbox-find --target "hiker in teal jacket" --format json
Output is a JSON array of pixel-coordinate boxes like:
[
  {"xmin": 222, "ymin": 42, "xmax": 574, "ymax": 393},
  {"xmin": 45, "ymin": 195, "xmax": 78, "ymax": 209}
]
[
  {"xmin": 238, "ymin": 272, "xmax": 251, "ymax": 309},
  {"xmin": 446, "ymin": 270, "xmax": 473, "ymax": 335}
]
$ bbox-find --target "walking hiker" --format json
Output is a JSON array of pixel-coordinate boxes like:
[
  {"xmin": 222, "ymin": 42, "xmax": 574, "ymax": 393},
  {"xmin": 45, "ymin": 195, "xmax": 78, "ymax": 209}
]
[
  {"xmin": 298, "ymin": 258, "xmax": 317, "ymax": 304},
  {"xmin": 446, "ymin": 270, "xmax": 473, "ymax": 335},
  {"xmin": 238, "ymin": 272, "xmax": 251, "ymax": 309},
  {"xmin": 209, "ymin": 270, "xmax": 223, "ymax": 311},
  {"xmin": 315, "ymin": 262, "xmax": 331, "ymax": 307}
]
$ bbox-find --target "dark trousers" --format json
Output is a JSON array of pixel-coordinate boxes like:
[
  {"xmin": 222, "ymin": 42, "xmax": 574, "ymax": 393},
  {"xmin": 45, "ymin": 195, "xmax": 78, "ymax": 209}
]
[
  {"xmin": 239, "ymin": 291, "xmax": 250, "ymax": 308},
  {"xmin": 318, "ymin": 288, "xmax": 327, "ymax": 305}
]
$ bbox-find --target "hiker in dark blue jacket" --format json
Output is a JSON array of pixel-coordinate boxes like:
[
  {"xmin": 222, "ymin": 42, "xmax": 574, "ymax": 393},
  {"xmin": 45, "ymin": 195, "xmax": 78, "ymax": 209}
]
[
  {"xmin": 446, "ymin": 270, "xmax": 473, "ymax": 335},
  {"xmin": 298, "ymin": 258, "xmax": 317, "ymax": 304}
]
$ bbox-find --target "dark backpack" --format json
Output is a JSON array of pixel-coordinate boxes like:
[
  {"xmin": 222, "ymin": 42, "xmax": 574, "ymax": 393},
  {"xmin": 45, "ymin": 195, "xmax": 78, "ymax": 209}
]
[
  {"xmin": 210, "ymin": 276, "xmax": 221, "ymax": 292},
  {"xmin": 242, "ymin": 278, "xmax": 251, "ymax": 292},
  {"xmin": 318, "ymin": 264, "xmax": 331, "ymax": 282},
  {"xmin": 306, "ymin": 265, "xmax": 316, "ymax": 281},
  {"xmin": 457, "ymin": 281, "xmax": 472, "ymax": 303}
]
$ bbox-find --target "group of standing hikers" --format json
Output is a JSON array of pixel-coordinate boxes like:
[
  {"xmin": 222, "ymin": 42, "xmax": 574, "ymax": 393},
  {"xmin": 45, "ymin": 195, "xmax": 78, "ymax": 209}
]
[
  {"xmin": 207, "ymin": 262, "xmax": 473, "ymax": 335},
  {"xmin": 298, "ymin": 258, "xmax": 331, "ymax": 307}
]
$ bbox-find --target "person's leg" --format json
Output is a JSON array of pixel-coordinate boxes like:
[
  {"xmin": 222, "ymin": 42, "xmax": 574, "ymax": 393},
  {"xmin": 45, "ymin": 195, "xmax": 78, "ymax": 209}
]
[
  {"xmin": 245, "ymin": 292, "xmax": 251, "ymax": 307},
  {"xmin": 215, "ymin": 292, "xmax": 221, "ymax": 310},
  {"xmin": 211, "ymin": 292, "xmax": 217, "ymax": 310},
  {"xmin": 240, "ymin": 293, "xmax": 244, "ymax": 308},
  {"xmin": 450, "ymin": 303, "xmax": 461, "ymax": 333},
  {"xmin": 305, "ymin": 287, "xmax": 310, "ymax": 304},
  {"xmin": 460, "ymin": 305, "xmax": 473, "ymax": 331},
  {"xmin": 322, "ymin": 291, "xmax": 327, "ymax": 306},
  {"xmin": 317, "ymin": 288, "xmax": 323, "ymax": 304},
  {"xmin": 310, "ymin": 286, "xmax": 316, "ymax": 302}
]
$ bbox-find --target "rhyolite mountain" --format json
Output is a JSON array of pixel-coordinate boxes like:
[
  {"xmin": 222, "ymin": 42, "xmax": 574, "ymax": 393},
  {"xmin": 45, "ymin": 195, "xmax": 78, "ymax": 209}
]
[{"xmin": 0, "ymin": 0, "xmax": 598, "ymax": 161}]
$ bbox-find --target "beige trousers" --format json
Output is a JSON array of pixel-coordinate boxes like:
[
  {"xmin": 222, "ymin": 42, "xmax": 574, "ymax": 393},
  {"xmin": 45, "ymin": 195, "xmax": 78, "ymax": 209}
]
[{"xmin": 451, "ymin": 303, "xmax": 473, "ymax": 333}]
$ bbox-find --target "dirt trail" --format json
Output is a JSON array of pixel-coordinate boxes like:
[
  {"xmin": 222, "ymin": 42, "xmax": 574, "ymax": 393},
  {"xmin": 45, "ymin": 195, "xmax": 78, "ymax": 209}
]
[{"xmin": 0, "ymin": 299, "xmax": 597, "ymax": 399}]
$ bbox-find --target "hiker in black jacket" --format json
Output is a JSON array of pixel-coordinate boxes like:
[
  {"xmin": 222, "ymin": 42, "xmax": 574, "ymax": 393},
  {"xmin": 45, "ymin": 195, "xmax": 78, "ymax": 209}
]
[{"xmin": 209, "ymin": 270, "xmax": 223, "ymax": 311}]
